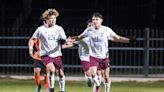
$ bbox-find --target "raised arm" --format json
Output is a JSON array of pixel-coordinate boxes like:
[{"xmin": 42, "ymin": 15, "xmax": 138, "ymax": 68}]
[
  {"xmin": 57, "ymin": 36, "xmax": 76, "ymax": 49},
  {"xmin": 112, "ymin": 35, "xmax": 130, "ymax": 43}
]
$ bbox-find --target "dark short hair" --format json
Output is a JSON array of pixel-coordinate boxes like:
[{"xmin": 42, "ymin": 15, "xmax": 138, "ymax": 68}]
[{"xmin": 92, "ymin": 12, "xmax": 103, "ymax": 19}]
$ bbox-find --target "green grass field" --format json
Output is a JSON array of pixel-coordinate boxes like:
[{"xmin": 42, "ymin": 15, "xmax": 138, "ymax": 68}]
[{"xmin": 0, "ymin": 78, "xmax": 164, "ymax": 92}]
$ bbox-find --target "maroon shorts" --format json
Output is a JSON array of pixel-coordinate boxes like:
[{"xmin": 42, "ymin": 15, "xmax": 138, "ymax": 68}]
[
  {"xmin": 81, "ymin": 61, "xmax": 90, "ymax": 72},
  {"xmin": 42, "ymin": 56, "xmax": 64, "ymax": 69},
  {"xmin": 90, "ymin": 56, "xmax": 110, "ymax": 70}
]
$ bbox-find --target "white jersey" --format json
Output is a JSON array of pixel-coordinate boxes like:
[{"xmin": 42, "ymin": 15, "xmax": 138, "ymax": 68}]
[
  {"xmin": 32, "ymin": 24, "xmax": 67, "ymax": 57},
  {"xmin": 78, "ymin": 37, "xmax": 90, "ymax": 62},
  {"xmin": 80, "ymin": 25, "xmax": 117, "ymax": 59}
]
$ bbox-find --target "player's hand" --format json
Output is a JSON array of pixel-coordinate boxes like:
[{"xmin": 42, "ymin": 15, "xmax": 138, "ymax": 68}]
[
  {"xmin": 66, "ymin": 36, "xmax": 75, "ymax": 42},
  {"xmin": 71, "ymin": 36, "xmax": 85, "ymax": 41}
]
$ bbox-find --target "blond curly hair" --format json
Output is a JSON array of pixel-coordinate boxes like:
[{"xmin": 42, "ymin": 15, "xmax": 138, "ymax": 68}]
[{"xmin": 42, "ymin": 8, "xmax": 59, "ymax": 20}]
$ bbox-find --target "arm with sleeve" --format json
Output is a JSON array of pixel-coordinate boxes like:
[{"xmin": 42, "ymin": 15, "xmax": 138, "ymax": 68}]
[
  {"xmin": 58, "ymin": 26, "xmax": 67, "ymax": 40},
  {"xmin": 106, "ymin": 27, "xmax": 119, "ymax": 41}
]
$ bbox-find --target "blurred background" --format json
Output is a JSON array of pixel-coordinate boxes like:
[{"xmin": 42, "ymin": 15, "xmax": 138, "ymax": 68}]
[{"xmin": 0, "ymin": 0, "xmax": 164, "ymax": 78}]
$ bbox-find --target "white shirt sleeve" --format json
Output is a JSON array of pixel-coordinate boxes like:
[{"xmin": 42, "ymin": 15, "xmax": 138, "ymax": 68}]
[
  {"xmin": 106, "ymin": 27, "xmax": 117, "ymax": 40},
  {"xmin": 79, "ymin": 27, "xmax": 90, "ymax": 38},
  {"xmin": 58, "ymin": 26, "xmax": 67, "ymax": 40}
]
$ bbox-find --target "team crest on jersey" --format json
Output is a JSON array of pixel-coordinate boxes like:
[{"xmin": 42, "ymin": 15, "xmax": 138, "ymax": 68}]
[
  {"xmin": 48, "ymin": 34, "xmax": 56, "ymax": 40},
  {"xmin": 91, "ymin": 33, "xmax": 104, "ymax": 42}
]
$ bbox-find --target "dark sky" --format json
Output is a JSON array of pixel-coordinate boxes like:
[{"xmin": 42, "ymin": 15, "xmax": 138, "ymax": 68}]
[{"xmin": 1, "ymin": 0, "xmax": 164, "ymax": 29}]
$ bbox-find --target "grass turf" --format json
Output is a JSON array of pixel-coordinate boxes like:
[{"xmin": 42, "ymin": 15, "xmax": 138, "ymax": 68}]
[{"xmin": 0, "ymin": 78, "xmax": 164, "ymax": 92}]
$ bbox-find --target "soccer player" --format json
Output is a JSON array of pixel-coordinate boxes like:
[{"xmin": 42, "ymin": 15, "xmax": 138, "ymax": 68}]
[
  {"xmin": 72, "ymin": 19, "xmax": 103, "ymax": 90},
  {"xmin": 74, "ymin": 12, "xmax": 132, "ymax": 92},
  {"xmin": 29, "ymin": 38, "xmax": 49, "ymax": 92},
  {"xmin": 78, "ymin": 19, "xmax": 92, "ymax": 87},
  {"xmin": 28, "ymin": 16, "xmax": 49, "ymax": 92},
  {"xmin": 29, "ymin": 8, "xmax": 74, "ymax": 92}
]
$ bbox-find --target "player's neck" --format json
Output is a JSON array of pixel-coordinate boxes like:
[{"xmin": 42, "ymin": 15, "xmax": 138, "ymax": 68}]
[
  {"xmin": 95, "ymin": 25, "xmax": 101, "ymax": 30},
  {"xmin": 47, "ymin": 24, "xmax": 55, "ymax": 28}
]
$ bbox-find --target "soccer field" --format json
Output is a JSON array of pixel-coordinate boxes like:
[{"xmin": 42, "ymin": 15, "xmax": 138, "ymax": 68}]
[{"xmin": 0, "ymin": 78, "xmax": 164, "ymax": 92}]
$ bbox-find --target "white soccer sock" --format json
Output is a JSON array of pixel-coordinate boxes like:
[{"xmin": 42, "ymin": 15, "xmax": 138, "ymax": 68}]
[
  {"xmin": 105, "ymin": 80, "xmax": 111, "ymax": 92},
  {"xmin": 48, "ymin": 73, "xmax": 55, "ymax": 89},
  {"xmin": 92, "ymin": 75, "xmax": 100, "ymax": 86},
  {"xmin": 84, "ymin": 74, "xmax": 88, "ymax": 81},
  {"xmin": 92, "ymin": 83, "xmax": 96, "ymax": 92},
  {"xmin": 97, "ymin": 74, "xmax": 102, "ymax": 85},
  {"xmin": 58, "ymin": 76, "xmax": 65, "ymax": 91}
]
